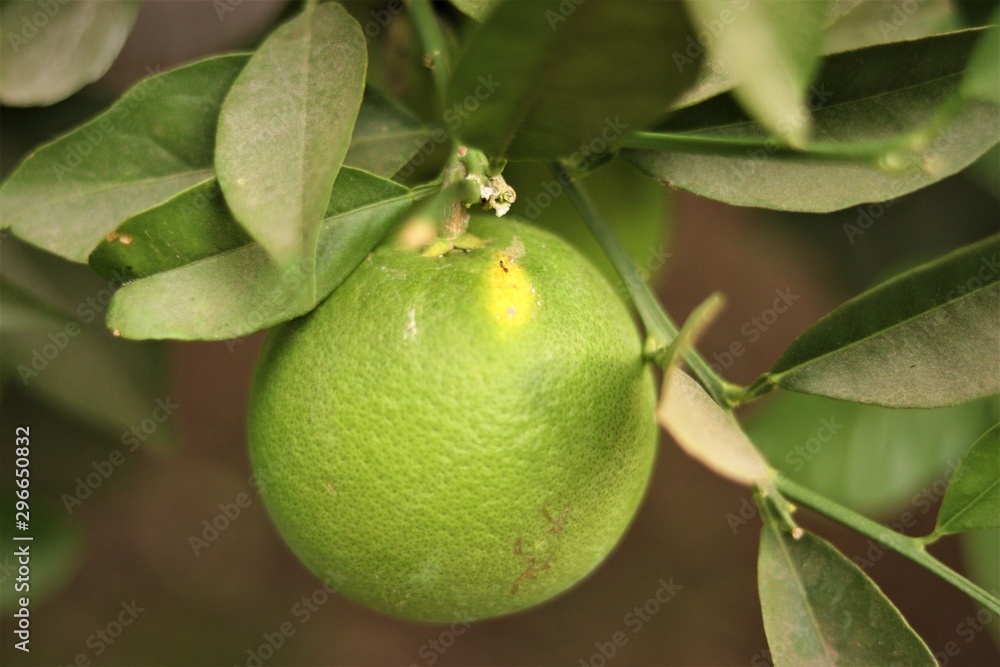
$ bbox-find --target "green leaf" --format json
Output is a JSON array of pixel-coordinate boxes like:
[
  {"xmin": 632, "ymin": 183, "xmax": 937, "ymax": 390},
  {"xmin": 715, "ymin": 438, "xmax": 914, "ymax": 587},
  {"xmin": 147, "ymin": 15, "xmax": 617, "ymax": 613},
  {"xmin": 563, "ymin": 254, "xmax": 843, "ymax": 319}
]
[
  {"xmin": 670, "ymin": 0, "xmax": 956, "ymax": 112},
  {"xmin": 621, "ymin": 28, "xmax": 1000, "ymax": 213},
  {"xmin": 822, "ymin": 0, "xmax": 960, "ymax": 54},
  {"xmin": 747, "ymin": 391, "xmax": 998, "ymax": 516},
  {"xmin": 450, "ymin": 0, "xmax": 500, "ymax": 22},
  {"xmin": 962, "ymin": 18, "xmax": 999, "ymax": 104},
  {"xmin": 445, "ymin": 0, "xmax": 700, "ymax": 160},
  {"xmin": 0, "ymin": 54, "xmax": 248, "ymax": 262},
  {"xmin": 682, "ymin": 0, "xmax": 830, "ymax": 146},
  {"xmin": 88, "ymin": 179, "xmax": 250, "ymax": 282},
  {"xmin": 344, "ymin": 88, "xmax": 434, "ymax": 179},
  {"xmin": 961, "ymin": 528, "xmax": 1000, "ymax": 643},
  {"xmin": 658, "ymin": 369, "xmax": 772, "ymax": 487},
  {"xmin": 767, "ymin": 235, "xmax": 1000, "ymax": 408},
  {"xmin": 91, "ymin": 168, "xmax": 415, "ymax": 340},
  {"xmin": 0, "ymin": 237, "xmax": 170, "ymax": 441},
  {"xmin": 758, "ymin": 524, "xmax": 936, "ymax": 666},
  {"xmin": 935, "ymin": 424, "xmax": 1000, "ymax": 535},
  {"xmin": 215, "ymin": 3, "xmax": 367, "ymax": 266},
  {"xmin": 0, "ymin": 279, "xmax": 66, "ymax": 333},
  {"xmin": 671, "ymin": 0, "xmax": 855, "ymax": 112},
  {"xmin": 0, "ymin": 0, "xmax": 141, "ymax": 106}
]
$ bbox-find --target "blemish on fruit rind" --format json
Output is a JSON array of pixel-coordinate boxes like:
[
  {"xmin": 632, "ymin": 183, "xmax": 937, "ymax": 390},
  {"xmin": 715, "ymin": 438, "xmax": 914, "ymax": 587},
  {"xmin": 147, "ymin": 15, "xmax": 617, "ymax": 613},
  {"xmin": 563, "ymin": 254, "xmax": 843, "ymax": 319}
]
[
  {"xmin": 403, "ymin": 307, "xmax": 418, "ymax": 341},
  {"xmin": 510, "ymin": 557, "xmax": 551, "ymax": 595},
  {"xmin": 487, "ymin": 252, "xmax": 535, "ymax": 327}
]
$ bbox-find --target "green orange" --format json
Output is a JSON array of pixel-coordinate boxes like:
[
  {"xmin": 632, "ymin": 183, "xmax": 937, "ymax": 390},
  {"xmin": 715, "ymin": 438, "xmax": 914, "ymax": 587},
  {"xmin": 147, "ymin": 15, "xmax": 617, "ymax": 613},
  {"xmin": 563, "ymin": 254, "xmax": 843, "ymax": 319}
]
[{"xmin": 248, "ymin": 213, "xmax": 657, "ymax": 623}]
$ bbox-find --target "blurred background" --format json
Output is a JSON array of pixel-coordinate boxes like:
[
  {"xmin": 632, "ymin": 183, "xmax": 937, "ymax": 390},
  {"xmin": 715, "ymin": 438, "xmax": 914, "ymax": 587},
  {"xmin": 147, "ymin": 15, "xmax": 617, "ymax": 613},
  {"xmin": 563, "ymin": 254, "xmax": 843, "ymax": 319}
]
[{"xmin": 1, "ymin": 1, "xmax": 998, "ymax": 665}]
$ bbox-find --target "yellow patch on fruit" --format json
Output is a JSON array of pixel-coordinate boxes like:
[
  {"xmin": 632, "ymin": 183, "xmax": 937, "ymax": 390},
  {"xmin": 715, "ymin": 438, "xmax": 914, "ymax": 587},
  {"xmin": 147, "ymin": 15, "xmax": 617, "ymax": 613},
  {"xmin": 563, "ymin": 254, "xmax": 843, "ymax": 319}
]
[{"xmin": 487, "ymin": 252, "xmax": 536, "ymax": 327}]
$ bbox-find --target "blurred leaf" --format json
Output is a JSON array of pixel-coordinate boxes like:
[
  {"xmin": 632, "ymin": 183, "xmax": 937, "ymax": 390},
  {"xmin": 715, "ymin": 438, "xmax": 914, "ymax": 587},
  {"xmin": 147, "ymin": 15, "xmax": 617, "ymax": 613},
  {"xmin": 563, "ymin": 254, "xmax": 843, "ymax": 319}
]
[
  {"xmin": 822, "ymin": 0, "xmax": 959, "ymax": 54},
  {"xmin": 344, "ymin": 88, "xmax": 433, "ymax": 179},
  {"xmin": 0, "ymin": 55, "xmax": 248, "ymax": 262},
  {"xmin": 0, "ymin": 238, "xmax": 170, "ymax": 442},
  {"xmin": 670, "ymin": 0, "xmax": 861, "ymax": 111},
  {"xmin": 215, "ymin": 3, "xmax": 367, "ymax": 266},
  {"xmin": 0, "ymin": 0, "xmax": 141, "ymax": 106},
  {"xmin": 450, "ymin": 0, "xmax": 500, "ymax": 22},
  {"xmin": 621, "ymin": 28, "xmax": 1000, "ymax": 213},
  {"xmin": 96, "ymin": 168, "xmax": 415, "ymax": 340},
  {"xmin": 504, "ymin": 159, "xmax": 672, "ymax": 285},
  {"xmin": 2, "ymin": 229, "xmax": 129, "ymax": 317},
  {"xmin": 0, "ymin": 491, "xmax": 83, "ymax": 612},
  {"xmin": 0, "ymin": 279, "xmax": 66, "ymax": 333},
  {"xmin": 767, "ymin": 235, "xmax": 1000, "ymax": 407},
  {"xmin": 746, "ymin": 391, "xmax": 998, "ymax": 516},
  {"xmin": 962, "ymin": 17, "xmax": 999, "ymax": 103},
  {"xmin": 967, "ymin": 142, "xmax": 1000, "ymax": 197},
  {"xmin": 446, "ymin": 0, "xmax": 700, "ymax": 160},
  {"xmin": 353, "ymin": 5, "xmax": 440, "ymax": 131},
  {"xmin": 682, "ymin": 0, "xmax": 830, "ymax": 146},
  {"xmin": 961, "ymin": 528, "xmax": 1000, "ymax": 644},
  {"xmin": 758, "ymin": 524, "xmax": 936, "ymax": 666},
  {"xmin": 659, "ymin": 369, "xmax": 772, "ymax": 487},
  {"xmin": 935, "ymin": 424, "xmax": 1000, "ymax": 534}
]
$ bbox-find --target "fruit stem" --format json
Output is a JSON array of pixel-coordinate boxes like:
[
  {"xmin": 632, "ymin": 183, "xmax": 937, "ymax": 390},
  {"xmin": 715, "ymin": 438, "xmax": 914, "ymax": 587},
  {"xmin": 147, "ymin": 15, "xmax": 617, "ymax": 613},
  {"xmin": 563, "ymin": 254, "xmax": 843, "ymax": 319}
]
[
  {"xmin": 552, "ymin": 162, "xmax": 737, "ymax": 407},
  {"xmin": 774, "ymin": 475, "xmax": 1000, "ymax": 615},
  {"xmin": 406, "ymin": 0, "xmax": 451, "ymax": 106},
  {"xmin": 725, "ymin": 373, "xmax": 777, "ymax": 406}
]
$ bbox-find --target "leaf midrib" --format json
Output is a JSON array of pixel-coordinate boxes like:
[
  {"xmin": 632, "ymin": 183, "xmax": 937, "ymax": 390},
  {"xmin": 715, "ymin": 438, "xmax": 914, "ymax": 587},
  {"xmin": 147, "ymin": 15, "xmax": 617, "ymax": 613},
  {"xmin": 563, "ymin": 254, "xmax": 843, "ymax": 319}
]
[
  {"xmin": 6, "ymin": 169, "xmax": 213, "ymax": 221},
  {"xmin": 349, "ymin": 128, "xmax": 432, "ymax": 148},
  {"xmin": 127, "ymin": 188, "xmax": 414, "ymax": 280},
  {"xmin": 939, "ymin": 477, "xmax": 999, "ymax": 533},
  {"xmin": 670, "ymin": 70, "xmax": 962, "ymax": 137},
  {"xmin": 770, "ymin": 527, "xmax": 837, "ymax": 665},
  {"xmin": 772, "ymin": 272, "xmax": 998, "ymax": 382}
]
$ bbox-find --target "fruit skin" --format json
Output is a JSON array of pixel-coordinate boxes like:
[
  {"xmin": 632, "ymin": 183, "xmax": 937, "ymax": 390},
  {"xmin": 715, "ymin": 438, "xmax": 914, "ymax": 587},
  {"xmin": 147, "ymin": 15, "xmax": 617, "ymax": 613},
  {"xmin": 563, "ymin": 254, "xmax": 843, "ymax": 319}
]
[{"xmin": 248, "ymin": 213, "xmax": 657, "ymax": 623}]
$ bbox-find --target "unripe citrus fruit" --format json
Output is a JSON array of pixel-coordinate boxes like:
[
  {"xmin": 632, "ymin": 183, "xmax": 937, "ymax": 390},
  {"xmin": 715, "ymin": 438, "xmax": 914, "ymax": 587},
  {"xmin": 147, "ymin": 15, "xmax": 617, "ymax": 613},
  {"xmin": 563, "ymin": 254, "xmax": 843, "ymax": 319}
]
[{"xmin": 248, "ymin": 213, "xmax": 657, "ymax": 623}]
